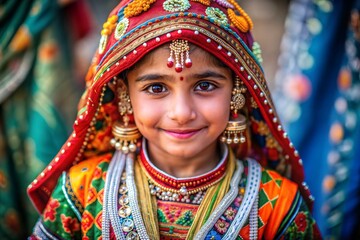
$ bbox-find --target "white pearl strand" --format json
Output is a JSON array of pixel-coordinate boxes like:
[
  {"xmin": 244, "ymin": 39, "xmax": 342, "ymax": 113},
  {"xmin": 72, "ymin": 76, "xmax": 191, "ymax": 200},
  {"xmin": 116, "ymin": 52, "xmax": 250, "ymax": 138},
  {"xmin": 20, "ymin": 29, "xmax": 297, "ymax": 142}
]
[
  {"xmin": 149, "ymin": 183, "xmax": 206, "ymax": 204},
  {"xmin": 102, "ymin": 151, "xmax": 126, "ymax": 240},
  {"xmin": 194, "ymin": 160, "xmax": 244, "ymax": 239},
  {"xmin": 222, "ymin": 159, "xmax": 261, "ymax": 240},
  {"xmin": 126, "ymin": 154, "xmax": 150, "ymax": 239}
]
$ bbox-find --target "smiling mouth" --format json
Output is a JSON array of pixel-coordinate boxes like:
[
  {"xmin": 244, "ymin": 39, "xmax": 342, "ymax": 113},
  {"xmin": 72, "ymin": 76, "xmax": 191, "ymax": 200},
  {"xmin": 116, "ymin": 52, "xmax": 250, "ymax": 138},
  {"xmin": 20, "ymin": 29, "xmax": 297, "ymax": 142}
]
[{"xmin": 163, "ymin": 128, "xmax": 203, "ymax": 139}]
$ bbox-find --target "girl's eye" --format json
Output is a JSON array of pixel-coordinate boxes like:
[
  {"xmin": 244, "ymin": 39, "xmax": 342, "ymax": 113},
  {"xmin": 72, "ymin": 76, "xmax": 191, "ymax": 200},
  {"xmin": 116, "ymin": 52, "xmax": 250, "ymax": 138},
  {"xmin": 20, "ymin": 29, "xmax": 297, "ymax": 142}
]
[
  {"xmin": 195, "ymin": 81, "xmax": 216, "ymax": 91},
  {"xmin": 146, "ymin": 84, "xmax": 166, "ymax": 94}
]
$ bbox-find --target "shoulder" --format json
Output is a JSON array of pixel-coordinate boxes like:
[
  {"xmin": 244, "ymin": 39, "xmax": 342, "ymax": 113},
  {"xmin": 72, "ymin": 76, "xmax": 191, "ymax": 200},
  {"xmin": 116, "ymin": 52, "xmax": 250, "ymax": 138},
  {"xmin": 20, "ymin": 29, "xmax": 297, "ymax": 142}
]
[
  {"xmin": 67, "ymin": 153, "xmax": 113, "ymax": 206},
  {"xmin": 68, "ymin": 153, "xmax": 112, "ymax": 180},
  {"xmin": 244, "ymin": 159, "xmax": 300, "ymax": 239},
  {"xmin": 242, "ymin": 158, "xmax": 298, "ymax": 197},
  {"xmin": 260, "ymin": 167, "xmax": 298, "ymax": 196},
  {"xmin": 243, "ymin": 159, "xmax": 298, "ymax": 196}
]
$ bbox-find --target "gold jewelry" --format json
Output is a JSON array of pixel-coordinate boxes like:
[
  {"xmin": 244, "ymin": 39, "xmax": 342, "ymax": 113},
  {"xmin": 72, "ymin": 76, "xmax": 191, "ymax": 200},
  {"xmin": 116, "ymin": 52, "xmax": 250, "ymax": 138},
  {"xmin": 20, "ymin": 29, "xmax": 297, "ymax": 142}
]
[
  {"xmin": 110, "ymin": 78, "xmax": 141, "ymax": 153},
  {"xmin": 220, "ymin": 114, "xmax": 247, "ymax": 144},
  {"xmin": 221, "ymin": 76, "xmax": 247, "ymax": 144},
  {"xmin": 230, "ymin": 76, "xmax": 246, "ymax": 114},
  {"xmin": 167, "ymin": 39, "xmax": 192, "ymax": 72}
]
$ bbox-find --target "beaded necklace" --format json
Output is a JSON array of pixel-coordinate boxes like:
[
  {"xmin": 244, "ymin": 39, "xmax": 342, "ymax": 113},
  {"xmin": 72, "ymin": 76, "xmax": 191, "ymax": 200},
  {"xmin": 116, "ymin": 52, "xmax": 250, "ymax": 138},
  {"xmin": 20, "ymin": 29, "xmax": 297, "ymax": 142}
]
[{"xmin": 139, "ymin": 141, "xmax": 228, "ymax": 204}]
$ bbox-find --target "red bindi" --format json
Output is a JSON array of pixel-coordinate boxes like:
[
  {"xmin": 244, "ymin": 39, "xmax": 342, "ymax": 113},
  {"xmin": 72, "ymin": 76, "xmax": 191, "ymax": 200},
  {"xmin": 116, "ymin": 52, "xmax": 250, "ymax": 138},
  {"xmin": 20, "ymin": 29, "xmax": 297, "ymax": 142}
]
[{"xmin": 180, "ymin": 76, "xmax": 184, "ymax": 81}]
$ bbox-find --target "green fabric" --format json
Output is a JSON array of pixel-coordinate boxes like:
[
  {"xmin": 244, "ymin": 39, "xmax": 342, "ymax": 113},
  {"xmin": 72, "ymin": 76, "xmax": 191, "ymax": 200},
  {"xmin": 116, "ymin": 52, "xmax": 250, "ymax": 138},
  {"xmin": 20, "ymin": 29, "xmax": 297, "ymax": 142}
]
[
  {"xmin": 0, "ymin": 0, "xmax": 82, "ymax": 239},
  {"xmin": 279, "ymin": 196, "xmax": 319, "ymax": 239},
  {"xmin": 39, "ymin": 160, "xmax": 109, "ymax": 239}
]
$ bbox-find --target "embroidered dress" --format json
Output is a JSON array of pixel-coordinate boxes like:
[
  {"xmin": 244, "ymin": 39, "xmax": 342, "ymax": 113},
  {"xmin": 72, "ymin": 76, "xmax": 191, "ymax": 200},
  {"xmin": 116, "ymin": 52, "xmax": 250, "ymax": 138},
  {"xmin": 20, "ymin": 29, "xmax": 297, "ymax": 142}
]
[
  {"xmin": 27, "ymin": 0, "xmax": 321, "ymax": 239},
  {"xmin": 32, "ymin": 145, "xmax": 318, "ymax": 239}
]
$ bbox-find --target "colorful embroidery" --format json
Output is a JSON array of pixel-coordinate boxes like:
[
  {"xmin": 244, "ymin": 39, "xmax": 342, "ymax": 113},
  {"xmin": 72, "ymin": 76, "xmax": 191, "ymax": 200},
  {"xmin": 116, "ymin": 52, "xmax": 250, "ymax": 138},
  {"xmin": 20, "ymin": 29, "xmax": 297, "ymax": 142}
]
[
  {"xmin": 252, "ymin": 42, "xmax": 263, "ymax": 63},
  {"xmin": 98, "ymin": 15, "xmax": 118, "ymax": 54},
  {"xmin": 190, "ymin": 0, "xmax": 210, "ymax": 6},
  {"xmin": 163, "ymin": 0, "xmax": 191, "ymax": 12},
  {"xmin": 60, "ymin": 214, "xmax": 80, "ymax": 234},
  {"xmin": 294, "ymin": 212, "xmax": 307, "ymax": 232},
  {"xmin": 65, "ymin": 173, "xmax": 84, "ymax": 216},
  {"xmin": 43, "ymin": 198, "xmax": 60, "ymax": 222},
  {"xmin": 81, "ymin": 210, "xmax": 94, "ymax": 233},
  {"xmin": 226, "ymin": 0, "xmax": 253, "ymax": 32},
  {"xmin": 205, "ymin": 7, "xmax": 228, "ymax": 26},
  {"xmin": 157, "ymin": 200, "xmax": 198, "ymax": 238},
  {"xmin": 214, "ymin": 219, "xmax": 230, "ymax": 234},
  {"xmin": 115, "ymin": 18, "xmax": 129, "ymax": 40},
  {"xmin": 124, "ymin": 0, "xmax": 157, "ymax": 18},
  {"xmin": 204, "ymin": 171, "xmax": 246, "ymax": 239},
  {"xmin": 278, "ymin": 199, "xmax": 320, "ymax": 239},
  {"xmin": 32, "ymin": 155, "xmax": 319, "ymax": 239}
]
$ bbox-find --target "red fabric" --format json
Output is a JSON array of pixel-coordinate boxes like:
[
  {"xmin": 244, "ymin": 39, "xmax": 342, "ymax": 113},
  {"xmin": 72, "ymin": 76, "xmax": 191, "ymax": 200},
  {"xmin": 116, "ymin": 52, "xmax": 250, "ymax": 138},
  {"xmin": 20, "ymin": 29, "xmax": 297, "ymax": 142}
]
[{"xmin": 28, "ymin": 0, "xmax": 313, "ymax": 213}]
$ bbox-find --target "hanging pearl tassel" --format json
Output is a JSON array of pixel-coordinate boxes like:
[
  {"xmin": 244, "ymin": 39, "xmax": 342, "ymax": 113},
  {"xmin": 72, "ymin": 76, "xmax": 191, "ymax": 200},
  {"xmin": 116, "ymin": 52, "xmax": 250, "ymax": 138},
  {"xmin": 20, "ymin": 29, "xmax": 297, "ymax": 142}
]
[
  {"xmin": 167, "ymin": 39, "xmax": 192, "ymax": 72},
  {"xmin": 111, "ymin": 122, "xmax": 141, "ymax": 154},
  {"xmin": 111, "ymin": 79, "xmax": 141, "ymax": 154},
  {"xmin": 221, "ymin": 113, "xmax": 247, "ymax": 145}
]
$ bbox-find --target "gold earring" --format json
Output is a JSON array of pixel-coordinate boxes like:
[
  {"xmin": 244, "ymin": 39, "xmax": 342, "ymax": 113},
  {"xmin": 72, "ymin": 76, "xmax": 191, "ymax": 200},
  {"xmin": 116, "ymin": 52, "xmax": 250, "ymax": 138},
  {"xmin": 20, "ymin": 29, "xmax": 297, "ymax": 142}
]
[
  {"xmin": 220, "ymin": 76, "xmax": 247, "ymax": 144},
  {"xmin": 110, "ymin": 78, "xmax": 141, "ymax": 153}
]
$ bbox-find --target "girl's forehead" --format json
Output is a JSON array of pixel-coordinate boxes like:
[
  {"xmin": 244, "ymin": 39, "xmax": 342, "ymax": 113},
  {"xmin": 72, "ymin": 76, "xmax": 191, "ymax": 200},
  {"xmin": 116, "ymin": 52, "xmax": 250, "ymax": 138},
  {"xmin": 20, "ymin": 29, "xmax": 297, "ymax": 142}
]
[{"xmin": 134, "ymin": 43, "xmax": 225, "ymax": 68}]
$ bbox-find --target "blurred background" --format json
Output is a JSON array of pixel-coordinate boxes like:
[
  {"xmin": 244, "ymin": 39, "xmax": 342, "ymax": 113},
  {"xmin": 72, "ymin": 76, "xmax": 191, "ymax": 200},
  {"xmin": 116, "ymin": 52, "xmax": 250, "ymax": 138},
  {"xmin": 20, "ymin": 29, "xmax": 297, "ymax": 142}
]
[{"xmin": 1, "ymin": 0, "xmax": 359, "ymax": 239}]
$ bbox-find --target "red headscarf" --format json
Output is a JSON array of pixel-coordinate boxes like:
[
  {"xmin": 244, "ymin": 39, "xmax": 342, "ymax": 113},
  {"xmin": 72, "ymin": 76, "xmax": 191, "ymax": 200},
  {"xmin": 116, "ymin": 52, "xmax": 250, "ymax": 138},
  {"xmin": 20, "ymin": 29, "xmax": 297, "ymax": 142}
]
[{"xmin": 28, "ymin": 0, "xmax": 314, "ymax": 212}]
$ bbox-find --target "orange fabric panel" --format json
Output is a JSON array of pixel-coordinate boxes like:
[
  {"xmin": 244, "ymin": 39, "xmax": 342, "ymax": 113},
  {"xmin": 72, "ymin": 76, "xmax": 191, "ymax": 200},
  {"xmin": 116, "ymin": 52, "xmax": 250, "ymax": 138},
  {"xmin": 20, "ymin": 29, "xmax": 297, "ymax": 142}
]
[
  {"xmin": 263, "ymin": 177, "xmax": 298, "ymax": 239},
  {"xmin": 68, "ymin": 153, "xmax": 112, "ymax": 206}
]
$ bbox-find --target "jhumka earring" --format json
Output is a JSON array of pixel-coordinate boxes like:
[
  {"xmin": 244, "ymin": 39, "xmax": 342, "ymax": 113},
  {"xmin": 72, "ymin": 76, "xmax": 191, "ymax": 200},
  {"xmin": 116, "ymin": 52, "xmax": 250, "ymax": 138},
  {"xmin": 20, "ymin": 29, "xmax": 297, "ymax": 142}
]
[
  {"xmin": 167, "ymin": 39, "xmax": 192, "ymax": 72},
  {"xmin": 220, "ymin": 76, "xmax": 247, "ymax": 144},
  {"xmin": 110, "ymin": 78, "xmax": 141, "ymax": 153}
]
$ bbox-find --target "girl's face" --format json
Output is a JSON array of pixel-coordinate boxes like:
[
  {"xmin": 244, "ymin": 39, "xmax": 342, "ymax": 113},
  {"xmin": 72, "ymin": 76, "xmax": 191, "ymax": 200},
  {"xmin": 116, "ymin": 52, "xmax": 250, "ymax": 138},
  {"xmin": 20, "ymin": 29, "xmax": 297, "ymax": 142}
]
[{"xmin": 127, "ymin": 44, "xmax": 233, "ymax": 161}]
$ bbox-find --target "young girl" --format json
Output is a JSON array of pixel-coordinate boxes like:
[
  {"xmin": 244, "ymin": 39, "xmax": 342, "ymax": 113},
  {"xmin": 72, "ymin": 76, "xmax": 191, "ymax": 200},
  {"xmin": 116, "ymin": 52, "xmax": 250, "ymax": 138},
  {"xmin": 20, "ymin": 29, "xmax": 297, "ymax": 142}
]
[{"xmin": 28, "ymin": 0, "xmax": 321, "ymax": 239}]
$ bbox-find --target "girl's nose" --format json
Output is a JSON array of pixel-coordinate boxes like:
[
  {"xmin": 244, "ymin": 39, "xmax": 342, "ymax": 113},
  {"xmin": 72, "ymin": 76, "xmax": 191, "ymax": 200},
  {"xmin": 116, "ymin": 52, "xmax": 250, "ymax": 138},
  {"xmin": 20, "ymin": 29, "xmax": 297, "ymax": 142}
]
[{"xmin": 167, "ymin": 92, "xmax": 196, "ymax": 125}]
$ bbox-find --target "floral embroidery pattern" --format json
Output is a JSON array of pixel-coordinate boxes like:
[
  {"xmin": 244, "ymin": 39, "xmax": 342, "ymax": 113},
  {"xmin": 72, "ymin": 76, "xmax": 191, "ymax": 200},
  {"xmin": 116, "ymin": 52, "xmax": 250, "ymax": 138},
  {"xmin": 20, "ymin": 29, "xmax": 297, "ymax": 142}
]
[
  {"xmin": 81, "ymin": 211, "xmax": 94, "ymax": 233},
  {"xmin": 43, "ymin": 198, "xmax": 60, "ymax": 222},
  {"xmin": 86, "ymin": 186, "xmax": 98, "ymax": 204},
  {"xmin": 224, "ymin": 207, "xmax": 236, "ymax": 221},
  {"xmin": 61, "ymin": 214, "xmax": 80, "ymax": 234},
  {"xmin": 163, "ymin": 0, "xmax": 191, "ymax": 12},
  {"xmin": 294, "ymin": 212, "xmax": 308, "ymax": 232},
  {"xmin": 215, "ymin": 219, "xmax": 230, "ymax": 234},
  {"xmin": 205, "ymin": 7, "xmax": 228, "ymax": 25}
]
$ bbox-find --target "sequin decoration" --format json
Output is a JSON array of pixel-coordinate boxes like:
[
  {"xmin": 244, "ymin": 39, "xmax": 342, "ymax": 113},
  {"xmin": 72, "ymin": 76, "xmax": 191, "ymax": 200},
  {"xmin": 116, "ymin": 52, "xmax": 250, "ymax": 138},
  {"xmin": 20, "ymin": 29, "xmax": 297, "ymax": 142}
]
[
  {"xmin": 115, "ymin": 18, "xmax": 130, "ymax": 40},
  {"xmin": 163, "ymin": 0, "xmax": 191, "ymax": 12},
  {"xmin": 205, "ymin": 7, "xmax": 228, "ymax": 26}
]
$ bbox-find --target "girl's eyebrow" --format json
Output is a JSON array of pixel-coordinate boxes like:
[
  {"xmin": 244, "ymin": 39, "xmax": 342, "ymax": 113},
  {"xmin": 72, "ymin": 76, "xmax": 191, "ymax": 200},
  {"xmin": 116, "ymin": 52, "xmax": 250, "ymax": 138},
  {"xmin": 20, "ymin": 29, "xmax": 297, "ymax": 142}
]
[
  {"xmin": 135, "ymin": 74, "xmax": 173, "ymax": 82},
  {"xmin": 190, "ymin": 70, "xmax": 229, "ymax": 80},
  {"xmin": 135, "ymin": 70, "xmax": 228, "ymax": 82}
]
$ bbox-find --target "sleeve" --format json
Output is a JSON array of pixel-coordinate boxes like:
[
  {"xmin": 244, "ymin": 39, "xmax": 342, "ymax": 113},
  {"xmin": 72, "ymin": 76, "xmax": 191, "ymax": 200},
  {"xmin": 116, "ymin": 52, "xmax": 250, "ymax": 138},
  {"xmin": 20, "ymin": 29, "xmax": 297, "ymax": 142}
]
[
  {"xmin": 276, "ymin": 192, "xmax": 322, "ymax": 240},
  {"xmin": 30, "ymin": 172, "xmax": 82, "ymax": 240}
]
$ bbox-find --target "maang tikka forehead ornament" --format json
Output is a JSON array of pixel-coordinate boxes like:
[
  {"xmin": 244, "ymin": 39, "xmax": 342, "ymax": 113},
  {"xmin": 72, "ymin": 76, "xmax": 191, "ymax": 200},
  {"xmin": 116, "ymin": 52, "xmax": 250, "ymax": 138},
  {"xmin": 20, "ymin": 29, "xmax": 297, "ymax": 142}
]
[
  {"xmin": 28, "ymin": 0, "xmax": 315, "ymax": 213},
  {"xmin": 167, "ymin": 39, "xmax": 192, "ymax": 72}
]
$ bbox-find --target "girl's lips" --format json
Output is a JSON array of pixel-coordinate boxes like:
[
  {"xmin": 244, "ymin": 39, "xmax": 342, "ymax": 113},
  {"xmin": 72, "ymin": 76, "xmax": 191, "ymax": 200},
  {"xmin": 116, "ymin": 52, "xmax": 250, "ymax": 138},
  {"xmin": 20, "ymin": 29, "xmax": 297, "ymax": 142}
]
[{"xmin": 163, "ymin": 129, "xmax": 202, "ymax": 139}]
